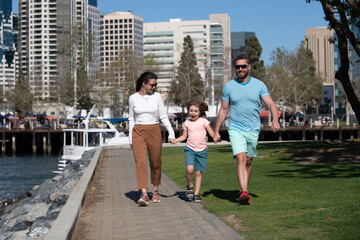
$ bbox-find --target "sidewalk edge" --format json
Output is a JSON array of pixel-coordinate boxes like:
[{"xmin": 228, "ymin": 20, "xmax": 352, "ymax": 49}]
[{"xmin": 44, "ymin": 146, "xmax": 103, "ymax": 240}]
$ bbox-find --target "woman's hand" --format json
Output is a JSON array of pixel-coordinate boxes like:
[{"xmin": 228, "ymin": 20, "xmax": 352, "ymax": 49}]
[{"xmin": 168, "ymin": 138, "xmax": 175, "ymax": 144}]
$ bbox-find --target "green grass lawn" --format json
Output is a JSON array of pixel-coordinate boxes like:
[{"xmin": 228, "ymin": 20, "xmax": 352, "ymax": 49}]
[{"xmin": 161, "ymin": 142, "xmax": 360, "ymax": 240}]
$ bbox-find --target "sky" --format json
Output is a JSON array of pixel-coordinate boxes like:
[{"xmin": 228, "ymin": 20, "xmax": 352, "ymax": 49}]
[{"xmin": 12, "ymin": 0, "xmax": 329, "ymax": 66}]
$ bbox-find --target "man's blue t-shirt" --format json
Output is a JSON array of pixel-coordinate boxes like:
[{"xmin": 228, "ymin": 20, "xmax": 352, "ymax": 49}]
[{"xmin": 222, "ymin": 77, "xmax": 269, "ymax": 132}]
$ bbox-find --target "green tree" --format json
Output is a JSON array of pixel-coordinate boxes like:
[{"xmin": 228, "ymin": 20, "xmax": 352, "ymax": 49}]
[
  {"xmin": 76, "ymin": 51, "xmax": 93, "ymax": 110},
  {"xmin": 11, "ymin": 70, "xmax": 33, "ymax": 115},
  {"xmin": 266, "ymin": 44, "xmax": 323, "ymax": 114},
  {"xmin": 55, "ymin": 22, "xmax": 95, "ymax": 115},
  {"xmin": 307, "ymin": 0, "xmax": 360, "ymax": 123},
  {"xmin": 98, "ymin": 49, "xmax": 159, "ymax": 117},
  {"xmin": 246, "ymin": 35, "xmax": 266, "ymax": 80},
  {"xmin": 168, "ymin": 35, "xmax": 206, "ymax": 110}
]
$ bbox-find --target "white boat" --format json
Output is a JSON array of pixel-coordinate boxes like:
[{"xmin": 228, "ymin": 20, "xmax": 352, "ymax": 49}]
[{"xmin": 53, "ymin": 106, "xmax": 129, "ymax": 174}]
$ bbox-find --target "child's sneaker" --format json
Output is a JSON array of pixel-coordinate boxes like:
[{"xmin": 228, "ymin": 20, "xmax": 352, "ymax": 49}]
[
  {"xmin": 239, "ymin": 191, "xmax": 250, "ymax": 205},
  {"xmin": 137, "ymin": 193, "xmax": 149, "ymax": 206},
  {"xmin": 193, "ymin": 195, "xmax": 202, "ymax": 203},
  {"xmin": 152, "ymin": 190, "xmax": 160, "ymax": 203},
  {"xmin": 186, "ymin": 186, "xmax": 194, "ymax": 199}
]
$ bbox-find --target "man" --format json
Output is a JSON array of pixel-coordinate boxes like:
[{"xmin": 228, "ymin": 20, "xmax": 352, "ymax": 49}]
[{"xmin": 213, "ymin": 53, "xmax": 280, "ymax": 205}]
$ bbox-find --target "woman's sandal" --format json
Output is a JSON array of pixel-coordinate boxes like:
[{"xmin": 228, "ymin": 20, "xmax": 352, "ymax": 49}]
[
  {"xmin": 186, "ymin": 186, "xmax": 194, "ymax": 199},
  {"xmin": 152, "ymin": 190, "xmax": 160, "ymax": 203}
]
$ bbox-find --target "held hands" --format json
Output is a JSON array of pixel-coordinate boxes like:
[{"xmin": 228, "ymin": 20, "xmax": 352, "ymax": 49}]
[
  {"xmin": 213, "ymin": 132, "xmax": 221, "ymax": 144},
  {"xmin": 168, "ymin": 138, "xmax": 176, "ymax": 144}
]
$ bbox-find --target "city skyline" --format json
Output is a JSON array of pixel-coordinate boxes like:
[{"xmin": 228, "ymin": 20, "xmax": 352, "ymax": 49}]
[{"xmin": 12, "ymin": 0, "xmax": 329, "ymax": 66}]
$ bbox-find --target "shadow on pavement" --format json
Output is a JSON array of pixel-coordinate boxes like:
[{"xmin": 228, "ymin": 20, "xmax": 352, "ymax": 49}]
[{"xmin": 125, "ymin": 191, "xmax": 140, "ymax": 203}]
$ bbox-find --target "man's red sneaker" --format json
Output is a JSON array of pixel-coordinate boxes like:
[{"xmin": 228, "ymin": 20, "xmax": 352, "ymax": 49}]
[{"xmin": 239, "ymin": 191, "xmax": 250, "ymax": 205}]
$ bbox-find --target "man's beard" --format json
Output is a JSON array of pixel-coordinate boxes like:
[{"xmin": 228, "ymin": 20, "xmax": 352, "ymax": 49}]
[{"xmin": 237, "ymin": 71, "xmax": 249, "ymax": 80}]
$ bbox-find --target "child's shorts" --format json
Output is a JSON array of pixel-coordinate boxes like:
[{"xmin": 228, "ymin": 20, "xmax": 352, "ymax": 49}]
[
  {"xmin": 184, "ymin": 145, "xmax": 207, "ymax": 172},
  {"xmin": 228, "ymin": 128, "xmax": 260, "ymax": 158}
]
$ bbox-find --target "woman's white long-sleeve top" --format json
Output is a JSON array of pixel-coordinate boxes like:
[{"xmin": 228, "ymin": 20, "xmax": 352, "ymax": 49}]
[{"xmin": 128, "ymin": 92, "xmax": 175, "ymax": 144}]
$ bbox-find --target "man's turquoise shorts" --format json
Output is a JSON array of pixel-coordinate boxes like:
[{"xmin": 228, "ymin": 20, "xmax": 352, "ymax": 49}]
[{"xmin": 228, "ymin": 129, "xmax": 260, "ymax": 158}]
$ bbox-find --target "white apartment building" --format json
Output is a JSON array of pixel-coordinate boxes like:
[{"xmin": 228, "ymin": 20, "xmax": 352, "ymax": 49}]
[
  {"xmin": 18, "ymin": 0, "xmax": 100, "ymax": 100},
  {"xmin": 143, "ymin": 14, "xmax": 231, "ymax": 104},
  {"xmin": 100, "ymin": 11, "xmax": 143, "ymax": 82}
]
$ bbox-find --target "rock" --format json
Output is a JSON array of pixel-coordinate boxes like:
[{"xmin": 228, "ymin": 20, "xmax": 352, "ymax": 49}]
[
  {"xmin": 11, "ymin": 221, "xmax": 28, "ymax": 232},
  {"xmin": 45, "ymin": 209, "xmax": 60, "ymax": 223},
  {"xmin": 31, "ymin": 179, "xmax": 59, "ymax": 204},
  {"xmin": 1, "ymin": 216, "xmax": 17, "ymax": 231},
  {"xmin": 12, "ymin": 229, "xmax": 30, "ymax": 240},
  {"xmin": 0, "ymin": 149, "xmax": 96, "ymax": 240},
  {"xmin": 49, "ymin": 192, "xmax": 65, "ymax": 202},
  {"xmin": 24, "ymin": 203, "xmax": 49, "ymax": 223},
  {"xmin": 52, "ymin": 175, "xmax": 62, "ymax": 182},
  {"xmin": 27, "ymin": 217, "xmax": 51, "ymax": 238},
  {"xmin": 11, "ymin": 204, "xmax": 33, "ymax": 217},
  {"xmin": 0, "ymin": 232, "xmax": 11, "ymax": 240},
  {"xmin": 60, "ymin": 180, "xmax": 77, "ymax": 193},
  {"xmin": 48, "ymin": 195, "xmax": 69, "ymax": 211}
]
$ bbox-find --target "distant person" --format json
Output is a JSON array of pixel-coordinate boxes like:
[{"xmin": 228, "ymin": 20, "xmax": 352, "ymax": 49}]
[
  {"xmin": 128, "ymin": 71, "xmax": 175, "ymax": 206},
  {"xmin": 172, "ymin": 100, "xmax": 215, "ymax": 203},
  {"xmin": 213, "ymin": 53, "xmax": 280, "ymax": 205}
]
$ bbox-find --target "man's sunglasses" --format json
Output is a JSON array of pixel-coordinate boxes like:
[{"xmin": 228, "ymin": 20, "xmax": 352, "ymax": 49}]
[{"xmin": 235, "ymin": 64, "xmax": 248, "ymax": 69}]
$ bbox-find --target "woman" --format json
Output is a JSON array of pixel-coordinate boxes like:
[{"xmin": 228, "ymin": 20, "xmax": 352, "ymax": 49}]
[{"xmin": 128, "ymin": 71, "xmax": 175, "ymax": 206}]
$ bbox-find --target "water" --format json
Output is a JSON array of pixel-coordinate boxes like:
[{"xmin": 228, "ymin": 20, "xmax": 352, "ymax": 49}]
[{"xmin": 0, "ymin": 154, "xmax": 59, "ymax": 201}]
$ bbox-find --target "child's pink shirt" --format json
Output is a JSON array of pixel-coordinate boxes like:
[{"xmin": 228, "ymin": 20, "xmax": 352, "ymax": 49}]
[{"xmin": 183, "ymin": 117, "xmax": 210, "ymax": 152}]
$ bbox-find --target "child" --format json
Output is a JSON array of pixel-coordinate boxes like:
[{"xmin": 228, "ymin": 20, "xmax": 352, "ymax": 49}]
[{"xmin": 172, "ymin": 100, "xmax": 215, "ymax": 203}]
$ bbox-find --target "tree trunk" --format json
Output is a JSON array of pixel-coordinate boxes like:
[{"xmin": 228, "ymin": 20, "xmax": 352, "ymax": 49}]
[{"xmin": 335, "ymin": 32, "xmax": 360, "ymax": 124}]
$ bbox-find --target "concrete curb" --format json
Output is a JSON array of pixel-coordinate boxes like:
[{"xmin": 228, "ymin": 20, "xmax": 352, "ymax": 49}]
[{"xmin": 44, "ymin": 146, "xmax": 104, "ymax": 240}]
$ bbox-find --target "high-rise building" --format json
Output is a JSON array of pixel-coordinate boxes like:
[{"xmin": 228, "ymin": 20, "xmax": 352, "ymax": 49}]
[
  {"xmin": 231, "ymin": 32, "xmax": 255, "ymax": 61},
  {"xmin": 305, "ymin": 27, "xmax": 336, "ymax": 114},
  {"xmin": 304, "ymin": 27, "xmax": 335, "ymax": 85},
  {"xmin": 18, "ymin": 0, "xmax": 100, "ymax": 100},
  {"xmin": 231, "ymin": 32, "xmax": 255, "ymax": 50},
  {"xmin": 100, "ymin": 11, "xmax": 143, "ymax": 84},
  {"xmin": 349, "ymin": 24, "xmax": 360, "ymax": 83},
  {"xmin": 85, "ymin": 0, "xmax": 101, "ymax": 82},
  {"xmin": 143, "ymin": 14, "xmax": 231, "ymax": 104},
  {"xmin": 0, "ymin": 0, "xmax": 18, "ymax": 93}
]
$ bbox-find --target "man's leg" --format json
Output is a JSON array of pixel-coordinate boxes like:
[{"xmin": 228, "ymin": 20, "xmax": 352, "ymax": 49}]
[
  {"xmin": 246, "ymin": 157, "xmax": 253, "ymax": 183},
  {"xmin": 235, "ymin": 152, "xmax": 248, "ymax": 192}
]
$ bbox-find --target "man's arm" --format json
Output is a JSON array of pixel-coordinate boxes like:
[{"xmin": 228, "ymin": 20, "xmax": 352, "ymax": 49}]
[
  {"xmin": 213, "ymin": 100, "xmax": 230, "ymax": 143},
  {"xmin": 262, "ymin": 95, "xmax": 280, "ymax": 132}
]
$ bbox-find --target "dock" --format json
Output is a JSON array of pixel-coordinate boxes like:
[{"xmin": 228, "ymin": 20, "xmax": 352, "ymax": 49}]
[{"xmin": 0, "ymin": 125, "xmax": 359, "ymax": 154}]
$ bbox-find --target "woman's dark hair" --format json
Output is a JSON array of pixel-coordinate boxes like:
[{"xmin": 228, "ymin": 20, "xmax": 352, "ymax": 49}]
[
  {"xmin": 136, "ymin": 71, "xmax": 158, "ymax": 92},
  {"xmin": 187, "ymin": 100, "xmax": 209, "ymax": 118}
]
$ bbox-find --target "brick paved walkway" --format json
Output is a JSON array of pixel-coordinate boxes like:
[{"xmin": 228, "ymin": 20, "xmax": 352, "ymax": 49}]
[{"xmin": 72, "ymin": 146, "xmax": 242, "ymax": 240}]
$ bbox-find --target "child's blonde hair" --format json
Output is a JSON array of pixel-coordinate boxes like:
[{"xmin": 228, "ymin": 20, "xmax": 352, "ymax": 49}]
[{"xmin": 187, "ymin": 100, "xmax": 208, "ymax": 118}]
